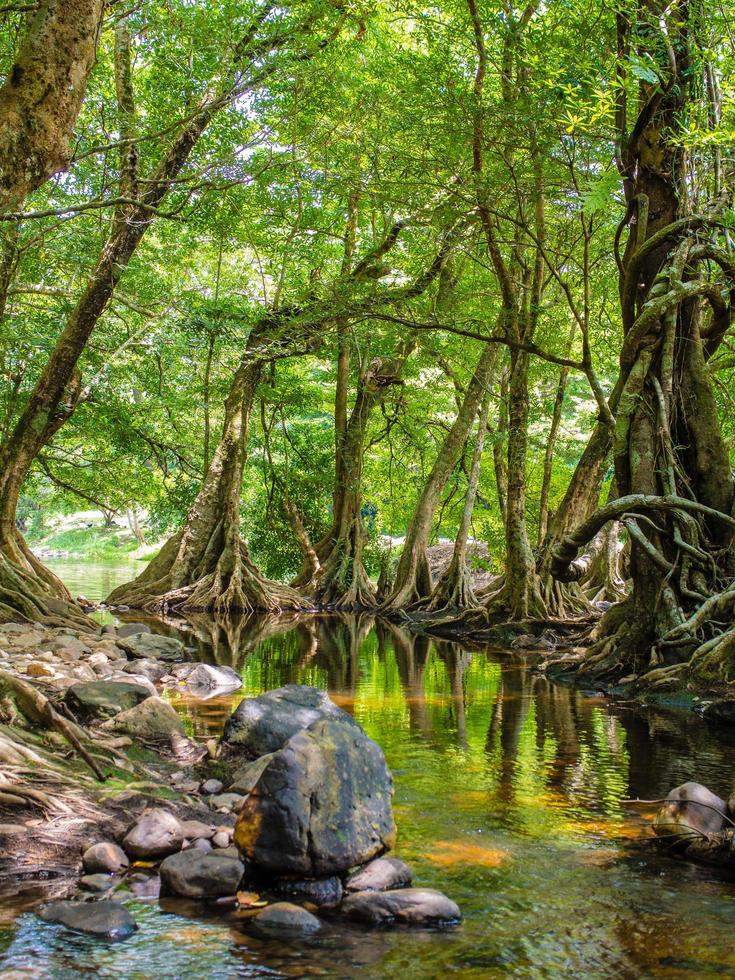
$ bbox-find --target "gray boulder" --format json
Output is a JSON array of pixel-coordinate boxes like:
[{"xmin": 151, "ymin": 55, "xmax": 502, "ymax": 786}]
[
  {"xmin": 345, "ymin": 857, "xmax": 412, "ymax": 893},
  {"xmin": 250, "ymin": 902, "xmax": 321, "ymax": 938},
  {"xmin": 159, "ymin": 849, "xmax": 244, "ymax": 899},
  {"xmin": 234, "ymin": 716, "xmax": 395, "ymax": 876},
  {"xmin": 118, "ymin": 632, "xmax": 187, "ymax": 663},
  {"xmin": 79, "ymin": 874, "xmax": 118, "ymax": 893},
  {"xmin": 653, "ymin": 781, "xmax": 727, "ymax": 840},
  {"xmin": 273, "ymin": 875, "xmax": 343, "ymax": 906},
  {"xmin": 342, "ymin": 888, "xmax": 461, "ymax": 926},
  {"xmin": 66, "ymin": 681, "xmax": 150, "ymax": 721},
  {"xmin": 100, "ymin": 696, "xmax": 184, "ymax": 740},
  {"xmin": 222, "ymin": 684, "xmax": 358, "ymax": 757},
  {"xmin": 38, "ymin": 900, "xmax": 137, "ymax": 940},
  {"xmin": 123, "ymin": 808, "xmax": 184, "ymax": 859},
  {"xmin": 83, "ymin": 841, "xmax": 129, "ymax": 874}
]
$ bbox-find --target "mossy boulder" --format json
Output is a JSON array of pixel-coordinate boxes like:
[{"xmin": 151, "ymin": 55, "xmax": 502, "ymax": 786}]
[{"xmin": 234, "ymin": 716, "xmax": 395, "ymax": 876}]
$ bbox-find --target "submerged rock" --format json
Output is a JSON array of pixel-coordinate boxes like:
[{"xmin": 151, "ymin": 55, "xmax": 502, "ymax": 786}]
[
  {"xmin": 345, "ymin": 857, "xmax": 412, "ymax": 893},
  {"xmin": 100, "ymin": 696, "xmax": 184, "ymax": 740},
  {"xmin": 272, "ymin": 875, "xmax": 343, "ymax": 906},
  {"xmin": 249, "ymin": 902, "xmax": 321, "ymax": 938},
  {"xmin": 234, "ymin": 715, "xmax": 395, "ymax": 876},
  {"xmin": 222, "ymin": 684, "xmax": 358, "ymax": 757},
  {"xmin": 82, "ymin": 841, "xmax": 129, "ymax": 874},
  {"xmin": 342, "ymin": 888, "xmax": 461, "ymax": 926},
  {"xmin": 159, "ymin": 849, "xmax": 244, "ymax": 899},
  {"xmin": 653, "ymin": 781, "xmax": 727, "ymax": 840},
  {"xmin": 123, "ymin": 808, "xmax": 184, "ymax": 859},
  {"xmin": 79, "ymin": 873, "xmax": 118, "ymax": 893},
  {"xmin": 66, "ymin": 680, "xmax": 151, "ymax": 721},
  {"xmin": 38, "ymin": 900, "xmax": 137, "ymax": 940}
]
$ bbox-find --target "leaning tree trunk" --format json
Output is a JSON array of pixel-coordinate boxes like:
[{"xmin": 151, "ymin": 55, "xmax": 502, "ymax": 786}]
[
  {"xmin": 0, "ymin": 0, "xmax": 104, "ymax": 215},
  {"xmin": 108, "ymin": 357, "xmax": 304, "ymax": 615},
  {"xmin": 381, "ymin": 341, "xmax": 498, "ymax": 611},
  {"xmin": 424, "ymin": 388, "xmax": 490, "ymax": 613},
  {"xmin": 311, "ymin": 357, "xmax": 403, "ymax": 609}
]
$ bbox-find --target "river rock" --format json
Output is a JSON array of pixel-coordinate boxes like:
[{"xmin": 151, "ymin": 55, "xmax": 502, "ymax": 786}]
[
  {"xmin": 100, "ymin": 696, "xmax": 185, "ymax": 740},
  {"xmin": 342, "ymin": 888, "xmax": 461, "ymax": 926},
  {"xmin": 222, "ymin": 684, "xmax": 359, "ymax": 757},
  {"xmin": 79, "ymin": 873, "xmax": 118, "ymax": 893},
  {"xmin": 83, "ymin": 841, "xmax": 129, "ymax": 874},
  {"xmin": 272, "ymin": 875, "xmax": 343, "ymax": 906},
  {"xmin": 117, "ymin": 622, "xmax": 151, "ymax": 639},
  {"xmin": 121, "ymin": 659, "xmax": 168, "ymax": 683},
  {"xmin": 201, "ymin": 778, "xmax": 224, "ymax": 795},
  {"xmin": 51, "ymin": 635, "xmax": 91, "ymax": 656},
  {"xmin": 159, "ymin": 849, "xmax": 244, "ymax": 898},
  {"xmin": 181, "ymin": 820, "xmax": 215, "ymax": 841},
  {"xmin": 109, "ymin": 671, "xmax": 157, "ymax": 696},
  {"xmin": 653, "ymin": 781, "xmax": 727, "ymax": 840},
  {"xmin": 185, "ymin": 663, "xmax": 242, "ymax": 696},
  {"xmin": 118, "ymin": 632, "xmax": 187, "ymax": 663},
  {"xmin": 234, "ymin": 716, "xmax": 395, "ymax": 876},
  {"xmin": 38, "ymin": 900, "xmax": 137, "ymax": 940},
  {"xmin": 66, "ymin": 681, "xmax": 151, "ymax": 721},
  {"xmin": 250, "ymin": 902, "xmax": 321, "ymax": 938},
  {"xmin": 209, "ymin": 793, "xmax": 244, "ymax": 813},
  {"xmin": 123, "ymin": 808, "xmax": 184, "ymax": 859},
  {"xmin": 345, "ymin": 856, "xmax": 412, "ymax": 892}
]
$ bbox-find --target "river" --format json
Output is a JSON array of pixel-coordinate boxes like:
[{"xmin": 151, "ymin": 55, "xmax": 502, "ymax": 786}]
[{"xmin": 1, "ymin": 560, "xmax": 735, "ymax": 977}]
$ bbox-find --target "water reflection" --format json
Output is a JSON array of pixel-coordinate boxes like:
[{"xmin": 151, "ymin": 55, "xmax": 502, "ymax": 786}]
[{"xmin": 5, "ymin": 610, "xmax": 735, "ymax": 978}]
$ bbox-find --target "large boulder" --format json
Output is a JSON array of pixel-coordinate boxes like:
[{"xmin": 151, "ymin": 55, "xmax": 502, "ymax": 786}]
[
  {"xmin": 222, "ymin": 685, "xmax": 358, "ymax": 757},
  {"xmin": 234, "ymin": 716, "xmax": 395, "ymax": 876},
  {"xmin": 118, "ymin": 632, "xmax": 187, "ymax": 663},
  {"xmin": 37, "ymin": 900, "xmax": 137, "ymax": 940},
  {"xmin": 65, "ymin": 681, "xmax": 151, "ymax": 721},
  {"xmin": 342, "ymin": 888, "xmax": 461, "ymax": 926},
  {"xmin": 100, "ymin": 696, "xmax": 184, "ymax": 740},
  {"xmin": 159, "ymin": 849, "xmax": 244, "ymax": 898},
  {"xmin": 652, "ymin": 781, "xmax": 727, "ymax": 840},
  {"xmin": 123, "ymin": 808, "xmax": 184, "ymax": 859}
]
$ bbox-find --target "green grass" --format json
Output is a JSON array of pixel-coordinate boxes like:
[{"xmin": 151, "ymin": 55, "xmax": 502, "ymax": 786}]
[{"xmin": 28, "ymin": 525, "xmax": 141, "ymax": 559}]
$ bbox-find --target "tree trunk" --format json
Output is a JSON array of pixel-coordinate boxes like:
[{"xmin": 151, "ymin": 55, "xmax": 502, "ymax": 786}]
[
  {"xmin": 381, "ymin": 341, "xmax": 497, "ymax": 610},
  {"xmin": 0, "ymin": 0, "xmax": 104, "ymax": 215},
  {"xmin": 425, "ymin": 388, "xmax": 490, "ymax": 612}
]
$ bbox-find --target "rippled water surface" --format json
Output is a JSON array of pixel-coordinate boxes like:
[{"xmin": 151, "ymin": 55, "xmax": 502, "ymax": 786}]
[{"xmin": 3, "ymin": 563, "xmax": 735, "ymax": 978}]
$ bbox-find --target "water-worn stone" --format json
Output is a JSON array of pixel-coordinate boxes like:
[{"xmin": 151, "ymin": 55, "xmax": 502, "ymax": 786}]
[
  {"xmin": 345, "ymin": 857, "xmax": 412, "ymax": 893},
  {"xmin": 123, "ymin": 808, "xmax": 184, "ymax": 859},
  {"xmin": 185, "ymin": 663, "xmax": 242, "ymax": 696},
  {"xmin": 273, "ymin": 875, "xmax": 343, "ymax": 906},
  {"xmin": 653, "ymin": 782, "xmax": 727, "ymax": 840},
  {"xmin": 127, "ymin": 873, "xmax": 161, "ymax": 898},
  {"xmin": 66, "ymin": 681, "xmax": 151, "ymax": 721},
  {"xmin": 342, "ymin": 888, "xmax": 461, "ymax": 926},
  {"xmin": 159, "ymin": 849, "xmax": 244, "ymax": 898},
  {"xmin": 212, "ymin": 830, "xmax": 231, "ymax": 848},
  {"xmin": 223, "ymin": 684, "xmax": 359, "ymax": 757},
  {"xmin": 100, "ymin": 696, "xmax": 184, "ymax": 740},
  {"xmin": 79, "ymin": 873, "xmax": 118, "ymax": 893},
  {"xmin": 209, "ymin": 793, "xmax": 244, "ymax": 812},
  {"xmin": 26, "ymin": 662, "xmax": 55, "ymax": 678},
  {"xmin": 234, "ymin": 715, "xmax": 395, "ymax": 876},
  {"xmin": 118, "ymin": 632, "xmax": 187, "ymax": 663},
  {"xmin": 201, "ymin": 778, "xmax": 223, "ymax": 795},
  {"xmin": 180, "ymin": 820, "xmax": 215, "ymax": 841},
  {"xmin": 249, "ymin": 902, "xmax": 321, "ymax": 938},
  {"xmin": 38, "ymin": 900, "xmax": 137, "ymax": 940},
  {"xmin": 117, "ymin": 622, "xmax": 152, "ymax": 639},
  {"xmin": 121, "ymin": 659, "xmax": 168, "ymax": 683},
  {"xmin": 83, "ymin": 841, "xmax": 129, "ymax": 874}
]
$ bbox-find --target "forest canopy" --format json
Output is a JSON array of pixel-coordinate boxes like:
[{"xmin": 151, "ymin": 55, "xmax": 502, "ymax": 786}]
[{"xmin": 0, "ymin": 0, "xmax": 734, "ymax": 689}]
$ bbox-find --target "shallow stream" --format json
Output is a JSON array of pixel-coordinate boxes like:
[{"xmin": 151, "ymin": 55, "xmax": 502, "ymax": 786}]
[{"xmin": 1, "ymin": 561, "xmax": 735, "ymax": 977}]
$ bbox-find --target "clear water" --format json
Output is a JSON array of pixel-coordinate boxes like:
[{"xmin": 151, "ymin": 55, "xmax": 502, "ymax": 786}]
[{"xmin": 2, "ymin": 564, "xmax": 735, "ymax": 978}]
